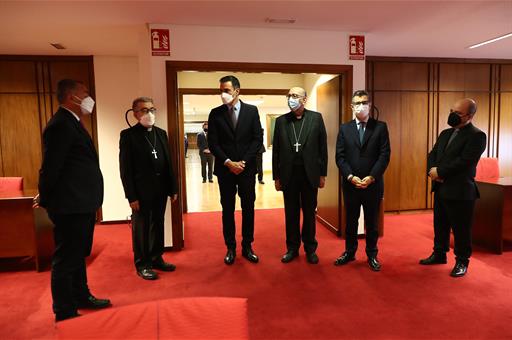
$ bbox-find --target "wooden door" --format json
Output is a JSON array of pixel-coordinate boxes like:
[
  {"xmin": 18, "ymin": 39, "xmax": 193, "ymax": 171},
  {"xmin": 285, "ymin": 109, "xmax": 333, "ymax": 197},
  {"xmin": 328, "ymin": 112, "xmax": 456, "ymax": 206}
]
[{"xmin": 316, "ymin": 76, "xmax": 342, "ymax": 234}]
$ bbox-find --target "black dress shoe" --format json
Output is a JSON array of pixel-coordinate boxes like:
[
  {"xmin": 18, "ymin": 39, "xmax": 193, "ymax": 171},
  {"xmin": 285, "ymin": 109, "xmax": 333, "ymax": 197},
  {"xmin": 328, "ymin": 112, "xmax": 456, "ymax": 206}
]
[
  {"xmin": 77, "ymin": 295, "xmax": 112, "ymax": 309},
  {"xmin": 152, "ymin": 257, "xmax": 176, "ymax": 272},
  {"xmin": 259, "ymin": 181, "xmax": 265, "ymax": 184},
  {"xmin": 306, "ymin": 252, "xmax": 319, "ymax": 264},
  {"xmin": 208, "ymin": 179, "xmax": 214, "ymax": 183},
  {"xmin": 419, "ymin": 252, "xmax": 447, "ymax": 265},
  {"xmin": 281, "ymin": 250, "xmax": 299, "ymax": 263},
  {"xmin": 137, "ymin": 267, "xmax": 158, "ymax": 280},
  {"xmin": 224, "ymin": 249, "xmax": 236, "ymax": 265},
  {"xmin": 334, "ymin": 252, "xmax": 355, "ymax": 266},
  {"xmin": 450, "ymin": 261, "xmax": 468, "ymax": 277},
  {"xmin": 55, "ymin": 311, "xmax": 81, "ymax": 322},
  {"xmin": 242, "ymin": 248, "xmax": 259, "ymax": 263},
  {"xmin": 202, "ymin": 179, "xmax": 206, "ymax": 183},
  {"xmin": 368, "ymin": 257, "xmax": 381, "ymax": 272}
]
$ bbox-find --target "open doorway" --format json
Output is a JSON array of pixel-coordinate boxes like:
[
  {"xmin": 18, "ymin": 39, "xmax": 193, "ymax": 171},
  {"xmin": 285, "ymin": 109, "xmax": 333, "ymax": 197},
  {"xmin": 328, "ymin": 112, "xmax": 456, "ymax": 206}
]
[
  {"xmin": 166, "ymin": 62, "xmax": 353, "ymax": 249},
  {"xmin": 180, "ymin": 88, "xmax": 290, "ymax": 213}
]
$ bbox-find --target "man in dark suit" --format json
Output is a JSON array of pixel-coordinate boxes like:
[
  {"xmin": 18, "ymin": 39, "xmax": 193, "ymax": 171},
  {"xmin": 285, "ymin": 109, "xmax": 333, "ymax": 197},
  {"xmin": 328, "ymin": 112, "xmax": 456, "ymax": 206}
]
[
  {"xmin": 36, "ymin": 79, "xmax": 110, "ymax": 322},
  {"xmin": 119, "ymin": 97, "xmax": 178, "ymax": 280},
  {"xmin": 197, "ymin": 121, "xmax": 214, "ymax": 183},
  {"xmin": 208, "ymin": 75, "xmax": 263, "ymax": 265},
  {"xmin": 334, "ymin": 90, "xmax": 390, "ymax": 271},
  {"xmin": 256, "ymin": 130, "xmax": 266, "ymax": 184},
  {"xmin": 273, "ymin": 87, "xmax": 327, "ymax": 264},
  {"xmin": 420, "ymin": 98, "xmax": 486, "ymax": 277}
]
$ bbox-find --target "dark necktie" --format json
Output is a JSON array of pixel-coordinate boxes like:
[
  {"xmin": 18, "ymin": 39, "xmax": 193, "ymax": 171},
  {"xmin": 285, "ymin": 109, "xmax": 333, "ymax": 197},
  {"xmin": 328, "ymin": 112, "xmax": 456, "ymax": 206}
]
[
  {"xmin": 446, "ymin": 129, "xmax": 458, "ymax": 148},
  {"xmin": 230, "ymin": 106, "xmax": 237, "ymax": 128},
  {"xmin": 358, "ymin": 122, "xmax": 365, "ymax": 144}
]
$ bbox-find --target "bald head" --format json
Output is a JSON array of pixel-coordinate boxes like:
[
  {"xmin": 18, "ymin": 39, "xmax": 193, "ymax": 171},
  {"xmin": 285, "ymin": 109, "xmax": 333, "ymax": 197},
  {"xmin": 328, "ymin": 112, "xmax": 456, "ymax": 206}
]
[
  {"xmin": 454, "ymin": 98, "xmax": 477, "ymax": 116},
  {"xmin": 288, "ymin": 87, "xmax": 307, "ymax": 98}
]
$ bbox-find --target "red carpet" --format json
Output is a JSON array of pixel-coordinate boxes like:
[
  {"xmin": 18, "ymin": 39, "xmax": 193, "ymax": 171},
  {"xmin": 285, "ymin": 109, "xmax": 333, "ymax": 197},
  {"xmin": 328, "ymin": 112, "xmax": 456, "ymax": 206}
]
[{"xmin": 1, "ymin": 209, "xmax": 512, "ymax": 339}]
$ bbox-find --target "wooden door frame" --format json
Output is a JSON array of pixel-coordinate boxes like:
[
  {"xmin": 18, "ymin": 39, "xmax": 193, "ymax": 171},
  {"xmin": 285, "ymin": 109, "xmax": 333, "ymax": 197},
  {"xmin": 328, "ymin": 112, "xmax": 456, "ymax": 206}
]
[{"xmin": 166, "ymin": 61, "xmax": 353, "ymax": 249}]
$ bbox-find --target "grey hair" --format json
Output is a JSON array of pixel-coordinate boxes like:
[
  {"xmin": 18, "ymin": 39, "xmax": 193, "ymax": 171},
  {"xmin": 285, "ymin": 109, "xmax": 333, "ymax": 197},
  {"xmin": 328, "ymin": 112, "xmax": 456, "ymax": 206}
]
[{"xmin": 132, "ymin": 96, "xmax": 154, "ymax": 109}]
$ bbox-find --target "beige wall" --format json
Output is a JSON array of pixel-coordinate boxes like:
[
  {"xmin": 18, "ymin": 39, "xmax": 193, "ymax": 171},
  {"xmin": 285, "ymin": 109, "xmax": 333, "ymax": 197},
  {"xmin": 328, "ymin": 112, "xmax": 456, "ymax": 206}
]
[{"xmin": 94, "ymin": 56, "xmax": 139, "ymax": 222}]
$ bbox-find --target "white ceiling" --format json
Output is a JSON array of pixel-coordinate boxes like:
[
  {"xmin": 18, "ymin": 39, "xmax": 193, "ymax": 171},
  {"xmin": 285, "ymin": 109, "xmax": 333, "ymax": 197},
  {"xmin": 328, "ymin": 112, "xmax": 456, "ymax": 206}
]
[{"xmin": 0, "ymin": 1, "xmax": 511, "ymax": 58}]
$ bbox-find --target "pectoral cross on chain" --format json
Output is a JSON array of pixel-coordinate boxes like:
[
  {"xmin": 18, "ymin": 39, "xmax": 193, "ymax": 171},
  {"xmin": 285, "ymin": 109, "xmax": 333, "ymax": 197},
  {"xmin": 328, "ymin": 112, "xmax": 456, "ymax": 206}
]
[
  {"xmin": 151, "ymin": 149, "xmax": 158, "ymax": 159},
  {"xmin": 294, "ymin": 142, "xmax": 301, "ymax": 153}
]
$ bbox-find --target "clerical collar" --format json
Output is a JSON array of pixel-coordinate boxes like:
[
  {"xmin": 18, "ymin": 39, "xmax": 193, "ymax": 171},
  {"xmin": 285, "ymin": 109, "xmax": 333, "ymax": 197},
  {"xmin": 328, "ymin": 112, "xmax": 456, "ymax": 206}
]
[
  {"xmin": 61, "ymin": 106, "xmax": 80, "ymax": 121},
  {"xmin": 293, "ymin": 109, "xmax": 306, "ymax": 120}
]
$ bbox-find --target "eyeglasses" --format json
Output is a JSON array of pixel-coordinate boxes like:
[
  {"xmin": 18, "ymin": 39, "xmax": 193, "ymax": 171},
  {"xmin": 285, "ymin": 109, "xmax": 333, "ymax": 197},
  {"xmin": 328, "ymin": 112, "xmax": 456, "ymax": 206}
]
[
  {"xmin": 352, "ymin": 101, "xmax": 369, "ymax": 105},
  {"xmin": 135, "ymin": 107, "xmax": 157, "ymax": 114},
  {"xmin": 286, "ymin": 94, "xmax": 304, "ymax": 99}
]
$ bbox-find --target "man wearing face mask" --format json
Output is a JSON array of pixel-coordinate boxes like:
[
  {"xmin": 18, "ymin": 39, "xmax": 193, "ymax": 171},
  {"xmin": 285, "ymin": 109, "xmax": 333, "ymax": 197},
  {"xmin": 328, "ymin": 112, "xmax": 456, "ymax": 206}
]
[
  {"xmin": 35, "ymin": 79, "xmax": 110, "ymax": 322},
  {"xmin": 197, "ymin": 122, "xmax": 214, "ymax": 183},
  {"xmin": 272, "ymin": 87, "xmax": 327, "ymax": 264},
  {"xmin": 420, "ymin": 98, "xmax": 486, "ymax": 277},
  {"xmin": 208, "ymin": 75, "xmax": 263, "ymax": 265},
  {"xmin": 119, "ymin": 97, "xmax": 178, "ymax": 280},
  {"xmin": 334, "ymin": 90, "xmax": 390, "ymax": 272}
]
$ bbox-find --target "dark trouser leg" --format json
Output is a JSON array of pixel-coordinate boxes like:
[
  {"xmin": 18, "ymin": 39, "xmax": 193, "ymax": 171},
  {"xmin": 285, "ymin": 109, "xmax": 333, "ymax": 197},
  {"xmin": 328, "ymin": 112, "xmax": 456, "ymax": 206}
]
[
  {"xmin": 283, "ymin": 179, "xmax": 301, "ymax": 252},
  {"xmin": 207, "ymin": 154, "xmax": 214, "ymax": 180},
  {"xmin": 362, "ymin": 194, "xmax": 380, "ymax": 258},
  {"xmin": 343, "ymin": 189, "xmax": 361, "ymax": 255},
  {"xmin": 300, "ymin": 177, "xmax": 318, "ymax": 254},
  {"xmin": 256, "ymin": 154, "xmax": 263, "ymax": 181},
  {"xmin": 218, "ymin": 174, "xmax": 237, "ymax": 250},
  {"xmin": 433, "ymin": 193, "xmax": 451, "ymax": 254},
  {"xmin": 149, "ymin": 194, "xmax": 168, "ymax": 261},
  {"xmin": 131, "ymin": 209, "xmax": 150, "ymax": 269},
  {"xmin": 49, "ymin": 212, "xmax": 95, "ymax": 317},
  {"xmin": 238, "ymin": 174, "xmax": 256, "ymax": 249},
  {"xmin": 200, "ymin": 153, "xmax": 207, "ymax": 180},
  {"xmin": 444, "ymin": 199, "xmax": 475, "ymax": 264}
]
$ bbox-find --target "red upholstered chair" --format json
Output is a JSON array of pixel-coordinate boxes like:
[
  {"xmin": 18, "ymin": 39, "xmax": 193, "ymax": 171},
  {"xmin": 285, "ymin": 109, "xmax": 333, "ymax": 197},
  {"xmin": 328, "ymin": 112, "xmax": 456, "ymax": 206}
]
[
  {"xmin": 475, "ymin": 158, "xmax": 500, "ymax": 181},
  {"xmin": 0, "ymin": 177, "xmax": 24, "ymax": 191}
]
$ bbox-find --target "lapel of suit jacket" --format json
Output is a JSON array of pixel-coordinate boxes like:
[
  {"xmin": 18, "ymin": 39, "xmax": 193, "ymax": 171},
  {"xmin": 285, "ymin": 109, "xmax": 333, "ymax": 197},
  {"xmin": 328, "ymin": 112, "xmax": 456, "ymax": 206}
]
[
  {"xmin": 437, "ymin": 127, "xmax": 455, "ymax": 159},
  {"xmin": 235, "ymin": 101, "xmax": 246, "ymax": 134},
  {"xmin": 361, "ymin": 118, "xmax": 376, "ymax": 148},
  {"xmin": 221, "ymin": 104, "xmax": 236, "ymax": 134},
  {"xmin": 285, "ymin": 112, "xmax": 299, "ymax": 150},
  {"xmin": 299, "ymin": 109, "xmax": 315, "ymax": 148},
  {"xmin": 348, "ymin": 120, "xmax": 360, "ymax": 148},
  {"xmin": 155, "ymin": 127, "xmax": 171, "ymax": 164}
]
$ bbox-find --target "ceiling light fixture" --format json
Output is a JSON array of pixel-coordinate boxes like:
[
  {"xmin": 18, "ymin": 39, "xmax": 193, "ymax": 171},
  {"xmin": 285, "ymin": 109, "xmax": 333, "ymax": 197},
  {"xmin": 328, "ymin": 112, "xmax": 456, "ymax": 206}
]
[
  {"xmin": 468, "ymin": 32, "xmax": 512, "ymax": 49},
  {"xmin": 50, "ymin": 43, "xmax": 66, "ymax": 50},
  {"xmin": 265, "ymin": 18, "xmax": 296, "ymax": 24}
]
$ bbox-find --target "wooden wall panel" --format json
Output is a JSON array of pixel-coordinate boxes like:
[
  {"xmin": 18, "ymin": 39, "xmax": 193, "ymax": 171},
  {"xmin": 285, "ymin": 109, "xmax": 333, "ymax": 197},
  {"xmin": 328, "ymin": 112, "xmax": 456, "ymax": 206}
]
[
  {"xmin": 0, "ymin": 61, "xmax": 37, "ymax": 93},
  {"xmin": 399, "ymin": 93, "xmax": 428, "ymax": 210},
  {"xmin": 498, "ymin": 93, "xmax": 512, "ymax": 177},
  {"xmin": 374, "ymin": 92, "xmax": 401, "ymax": 211},
  {"xmin": 401, "ymin": 63, "xmax": 429, "ymax": 91},
  {"xmin": 440, "ymin": 63, "xmax": 490, "ymax": 91},
  {"xmin": 0, "ymin": 94, "xmax": 42, "ymax": 189},
  {"xmin": 373, "ymin": 62, "xmax": 401, "ymax": 91},
  {"xmin": 466, "ymin": 91, "xmax": 491, "ymax": 155},
  {"xmin": 501, "ymin": 65, "xmax": 512, "ymax": 91},
  {"xmin": 49, "ymin": 61, "xmax": 91, "ymax": 92}
]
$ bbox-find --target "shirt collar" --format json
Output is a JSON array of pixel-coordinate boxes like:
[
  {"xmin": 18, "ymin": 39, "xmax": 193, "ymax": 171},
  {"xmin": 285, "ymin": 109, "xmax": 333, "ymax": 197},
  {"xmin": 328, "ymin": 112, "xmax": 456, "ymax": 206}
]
[
  {"xmin": 229, "ymin": 100, "xmax": 241, "ymax": 112},
  {"xmin": 355, "ymin": 116, "xmax": 369, "ymax": 125},
  {"xmin": 61, "ymin": 106, "xmax": 80, "ymax": 121}
]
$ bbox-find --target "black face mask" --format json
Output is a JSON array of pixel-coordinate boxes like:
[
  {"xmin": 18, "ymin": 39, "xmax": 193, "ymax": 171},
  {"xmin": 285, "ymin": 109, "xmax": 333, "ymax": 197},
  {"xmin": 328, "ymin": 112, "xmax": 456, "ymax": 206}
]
[
  {"xmin": 203, "ymin": 128, "xmax": 208, "ymax": 132},
  {"xmin": 447, "ymin": 111, "xmax": 463, "ymax": 127}
]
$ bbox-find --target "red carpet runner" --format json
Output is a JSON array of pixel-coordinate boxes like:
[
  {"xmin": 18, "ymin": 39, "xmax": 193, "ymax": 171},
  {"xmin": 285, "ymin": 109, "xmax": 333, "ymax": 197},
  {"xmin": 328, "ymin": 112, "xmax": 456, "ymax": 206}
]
[{"xmin": 1, "ymin": 210, "xmax": 512, "ymax": 339}]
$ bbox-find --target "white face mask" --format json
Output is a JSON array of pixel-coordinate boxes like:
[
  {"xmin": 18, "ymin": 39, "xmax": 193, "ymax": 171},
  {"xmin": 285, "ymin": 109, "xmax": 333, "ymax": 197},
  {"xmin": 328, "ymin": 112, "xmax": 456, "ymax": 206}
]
[
  {"xmin": 353, "ymin": 104, "xmax": 370, "ymax": 119},
  {"xmin": 288, "ymin": 97, "xmax": 302, "ymax": 111},
  {"xmin": 74, "ymin": 96, "xmax": 95, "ymax": 115},
  {"xmin": 221, "ymin": 92, "xmax": 234, "ymax": 105},
  {"xmin": 140, "ymin": 112, "xmax": 156, "ymax": 128}
]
